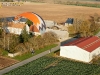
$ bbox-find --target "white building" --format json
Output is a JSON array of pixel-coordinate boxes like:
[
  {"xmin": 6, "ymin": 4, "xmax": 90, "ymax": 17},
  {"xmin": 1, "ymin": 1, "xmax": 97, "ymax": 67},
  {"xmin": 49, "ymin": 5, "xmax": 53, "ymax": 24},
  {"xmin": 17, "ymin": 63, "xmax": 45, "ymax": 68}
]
[
  {"xmin": 44, "ymin": 20, "xmax": 57, "ymax": 28},
  {"xmin": 6, "ymin": 22, "xmax": 29, "ymax": 35},
  {"xmin": 60, "ymin": 36, "xmax": 100, "ymax": 63},
  {"xmin": 5, "ymin": 22, "xmax": 42, "ymax": 36}
]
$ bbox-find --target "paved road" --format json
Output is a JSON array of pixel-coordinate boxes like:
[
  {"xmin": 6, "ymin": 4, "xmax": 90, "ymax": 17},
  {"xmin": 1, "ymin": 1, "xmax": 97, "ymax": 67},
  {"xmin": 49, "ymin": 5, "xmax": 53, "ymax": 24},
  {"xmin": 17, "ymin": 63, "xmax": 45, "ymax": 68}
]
[{"xmin": 0, "ymin": 44, "xmax": 60, "ymax": 75}]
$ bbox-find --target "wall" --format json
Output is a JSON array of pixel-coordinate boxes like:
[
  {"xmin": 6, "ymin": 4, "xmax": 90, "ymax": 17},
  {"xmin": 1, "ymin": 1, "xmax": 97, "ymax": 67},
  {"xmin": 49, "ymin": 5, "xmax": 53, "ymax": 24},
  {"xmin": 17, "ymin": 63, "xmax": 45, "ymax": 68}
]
[
  {"xmin": 65, "ymin": 23, "xmax": 73, "ymax": 27},
  {"xmin": 7, "ymin": 25, "xmax": 29, "ymax": 35},
  {"xmin": 44, "ymin": 20, "xmax": 56, "ymax": 28},
  {"xmin": 8, "ymin": 27, "xmax": 22, "ymax": 35},
  {"xmin": 8, "ymin": 52, "xmax": 21, "ymax": 57},
  {"xmin": 89, "ymin": 47, "xmax": 100, "ymax": 61},
  {"xmin": 60, "ymin": 46, "xmax": 90, "ymax": 62}
]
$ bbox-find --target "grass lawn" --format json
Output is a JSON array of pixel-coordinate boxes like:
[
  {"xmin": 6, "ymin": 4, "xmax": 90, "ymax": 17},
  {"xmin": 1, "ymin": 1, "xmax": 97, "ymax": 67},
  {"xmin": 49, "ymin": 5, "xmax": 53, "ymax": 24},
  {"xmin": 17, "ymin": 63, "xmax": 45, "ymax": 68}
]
[
  {"xmin": 0, "ymin": 48, "xmax": 8, "ymax": 56},
  {"xmin": 94, "ymin": 28, "xmax": 100, "ymax": 35},
  {"xmin": 13, "ymin": 44, "xmax": 58, "ymax": 61}
]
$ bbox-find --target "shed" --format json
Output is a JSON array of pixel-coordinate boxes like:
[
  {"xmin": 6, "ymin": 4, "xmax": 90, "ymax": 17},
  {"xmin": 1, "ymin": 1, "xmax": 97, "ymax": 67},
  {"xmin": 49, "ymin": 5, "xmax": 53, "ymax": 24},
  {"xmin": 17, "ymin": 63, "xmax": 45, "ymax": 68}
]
[
  {"xmin": 65, "ymin": 18, "xmax": 74, "ymax": 27},
  {"xmin": 44, "ymin": 20, "xmax": 57, "ymax": 28},
  {"xmin": 60, "ymin": 36, "xmax": 100, "ymax": 62}
]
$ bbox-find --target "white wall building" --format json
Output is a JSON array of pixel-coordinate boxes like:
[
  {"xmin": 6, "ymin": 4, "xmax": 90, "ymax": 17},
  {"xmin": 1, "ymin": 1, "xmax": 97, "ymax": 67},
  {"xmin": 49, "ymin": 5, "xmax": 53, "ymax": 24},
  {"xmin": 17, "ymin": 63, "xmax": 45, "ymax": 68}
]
[
  {"xmin": 60, "ymin": 36, "xmax": 100, "ymax": 63},
  {"xmin": 44, "ymin": 20, "xmax": 57, "ymax": 28},
  {"xmin": 6, "ymin": 22, "xmax": 29, "ymax": 35}
]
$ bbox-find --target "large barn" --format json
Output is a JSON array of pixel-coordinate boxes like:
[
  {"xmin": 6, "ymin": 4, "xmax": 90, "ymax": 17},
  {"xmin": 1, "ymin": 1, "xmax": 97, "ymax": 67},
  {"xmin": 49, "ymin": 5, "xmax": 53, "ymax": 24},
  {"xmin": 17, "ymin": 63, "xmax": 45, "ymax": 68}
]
[{"xmin": 60, "ymin": 36, "xmax": 100, "ymax": 63}]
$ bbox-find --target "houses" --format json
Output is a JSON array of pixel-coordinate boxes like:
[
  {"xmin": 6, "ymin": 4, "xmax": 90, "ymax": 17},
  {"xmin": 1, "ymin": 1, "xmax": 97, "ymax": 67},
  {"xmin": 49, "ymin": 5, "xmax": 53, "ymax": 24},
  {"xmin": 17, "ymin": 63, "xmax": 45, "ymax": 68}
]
[
  {"xmin": 5, "ymin": 22, "xmax": 42, "ymax": 36},
  {"xmin": 2, "ymin": 12, "xmax": 47, "ymax": 36},
  {"xmin": 60, "ymin": 36, "xmax": 100, "ymax": 63}
]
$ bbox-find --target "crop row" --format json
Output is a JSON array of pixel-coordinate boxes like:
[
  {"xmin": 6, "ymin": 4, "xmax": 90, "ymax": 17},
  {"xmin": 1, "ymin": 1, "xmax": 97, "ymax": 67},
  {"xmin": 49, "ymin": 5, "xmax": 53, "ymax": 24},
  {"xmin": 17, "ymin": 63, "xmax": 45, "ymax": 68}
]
[{"xmin": 4, "ymin": 56, "xmax": 100, "ymax": 75}]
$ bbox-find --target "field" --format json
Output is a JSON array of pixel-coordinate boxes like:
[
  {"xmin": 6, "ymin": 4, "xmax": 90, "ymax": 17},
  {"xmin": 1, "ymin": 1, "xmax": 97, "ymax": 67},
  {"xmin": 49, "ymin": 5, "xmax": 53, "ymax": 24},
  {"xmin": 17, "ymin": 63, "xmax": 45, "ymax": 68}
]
[
  {"xmin": 0, "ymin": 2, "xmax": 100, "ymax": 23},
  {"xmin": 4, "ymin": 55, "xmax": 100, "ymax": 75},
  {"xmin": 0, "ymin": 56, "xmax": 18, "ymax": 70}
]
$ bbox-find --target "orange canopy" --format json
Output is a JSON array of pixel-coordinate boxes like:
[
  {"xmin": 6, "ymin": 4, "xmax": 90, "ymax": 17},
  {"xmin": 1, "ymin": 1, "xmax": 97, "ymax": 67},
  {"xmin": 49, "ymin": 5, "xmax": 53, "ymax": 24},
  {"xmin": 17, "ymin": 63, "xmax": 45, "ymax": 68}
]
[{"xmin": 15, "ymin": 12, "xmax": 40, "ymax": 26}]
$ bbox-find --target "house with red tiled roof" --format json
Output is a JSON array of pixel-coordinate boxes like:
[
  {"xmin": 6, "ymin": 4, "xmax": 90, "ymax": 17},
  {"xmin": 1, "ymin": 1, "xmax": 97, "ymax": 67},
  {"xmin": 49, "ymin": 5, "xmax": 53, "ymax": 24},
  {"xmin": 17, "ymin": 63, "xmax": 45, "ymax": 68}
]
[
  {"xmin": 60, "ymin": 36, "xmax": 100, "ymax": 62},
  {"xmin": 5, "ymin": 22, "xmax": 41, "ymax": 35}
]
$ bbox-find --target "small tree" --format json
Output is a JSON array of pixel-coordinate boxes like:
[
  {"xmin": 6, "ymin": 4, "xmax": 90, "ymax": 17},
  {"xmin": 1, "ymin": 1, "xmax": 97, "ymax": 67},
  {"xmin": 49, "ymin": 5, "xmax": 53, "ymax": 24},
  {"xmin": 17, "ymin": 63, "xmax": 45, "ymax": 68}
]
[
  {"xmin": 19, "ymin": 26, "xmax": 30, "ymax": 43},
  {"xmin": 25, "ymin": 19, "xmax": 33, "ymax": 27}
]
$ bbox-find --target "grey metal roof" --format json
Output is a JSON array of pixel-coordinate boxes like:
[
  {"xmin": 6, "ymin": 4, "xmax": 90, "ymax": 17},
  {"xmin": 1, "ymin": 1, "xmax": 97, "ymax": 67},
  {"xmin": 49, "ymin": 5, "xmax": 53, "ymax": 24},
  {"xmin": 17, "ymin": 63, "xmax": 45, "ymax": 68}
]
[
  {"xmin": 6, "ymin": 17, "xmax": 15, "ymax": 22},
  {"xmin": 65, "ymin": 18, "xmax": 74, "ymax": 24},
  {"xmin": 19, "ymin": 18, "xmax": 27, "ymax": 22},
  {"xmin": 0, "ymin": 17, "xmax": 15, "ymax": 22}
]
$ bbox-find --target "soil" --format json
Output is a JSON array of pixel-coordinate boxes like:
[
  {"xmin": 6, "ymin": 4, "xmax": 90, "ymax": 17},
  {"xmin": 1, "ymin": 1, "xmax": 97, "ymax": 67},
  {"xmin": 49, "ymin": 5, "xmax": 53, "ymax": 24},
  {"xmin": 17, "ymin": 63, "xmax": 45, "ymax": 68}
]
[
  {"xmin": 0, "ymin": 2, "xmax": 100, "ymax": 23},
  {"xmin": 0, "ymin": 56, "xmax": 19, "ymax": 69}
]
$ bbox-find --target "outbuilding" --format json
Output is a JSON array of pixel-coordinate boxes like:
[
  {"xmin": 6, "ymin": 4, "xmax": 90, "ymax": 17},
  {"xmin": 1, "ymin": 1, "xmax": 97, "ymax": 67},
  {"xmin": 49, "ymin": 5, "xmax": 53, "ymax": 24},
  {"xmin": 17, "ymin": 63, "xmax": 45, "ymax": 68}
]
[
  {"xmin": 60, "ymin": 36, "xmax": 100, "ymax": 62},
  {"xmin": 46, "ymin": 29, "xmax": 69, "ymax": 41}
]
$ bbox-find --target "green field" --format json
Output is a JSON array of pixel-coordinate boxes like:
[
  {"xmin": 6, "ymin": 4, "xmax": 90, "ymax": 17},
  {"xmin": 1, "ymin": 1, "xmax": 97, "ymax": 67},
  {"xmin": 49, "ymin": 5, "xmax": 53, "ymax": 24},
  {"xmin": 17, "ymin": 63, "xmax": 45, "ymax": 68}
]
[{"xmin": 4, "ymin": 55, "xmax": 100, "ymax": 75}]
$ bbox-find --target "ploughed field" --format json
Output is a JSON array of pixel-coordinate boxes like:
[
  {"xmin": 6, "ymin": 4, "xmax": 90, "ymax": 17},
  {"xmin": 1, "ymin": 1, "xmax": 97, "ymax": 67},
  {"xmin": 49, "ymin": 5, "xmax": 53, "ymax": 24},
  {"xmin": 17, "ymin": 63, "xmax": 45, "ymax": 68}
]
[
  {"xmin": 0, "ymin": 56, "xmax": 18, "ymax": 70},
  {"xmin": 0, "ymin": 2, "xmax": 100, "ymax": 23},
  {"xmin": 4, "ymin": 56, "xmax": 100, "ymax": 75}
]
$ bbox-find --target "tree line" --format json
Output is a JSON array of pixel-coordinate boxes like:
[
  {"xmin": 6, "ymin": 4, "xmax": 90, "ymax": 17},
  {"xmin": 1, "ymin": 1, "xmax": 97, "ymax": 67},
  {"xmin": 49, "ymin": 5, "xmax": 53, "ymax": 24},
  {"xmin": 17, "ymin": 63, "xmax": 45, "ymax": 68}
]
[{"xmin": 68, "ymin": 13, "xmax": 100, "ymax": 37}]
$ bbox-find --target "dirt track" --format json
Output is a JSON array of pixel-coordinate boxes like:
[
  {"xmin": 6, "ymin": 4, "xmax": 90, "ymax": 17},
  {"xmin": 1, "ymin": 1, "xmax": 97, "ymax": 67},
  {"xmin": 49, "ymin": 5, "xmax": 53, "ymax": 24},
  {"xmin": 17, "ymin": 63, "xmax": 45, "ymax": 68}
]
[{"xmin": 0, "ymin": 2, "xmax": 100, "ymax": 23}]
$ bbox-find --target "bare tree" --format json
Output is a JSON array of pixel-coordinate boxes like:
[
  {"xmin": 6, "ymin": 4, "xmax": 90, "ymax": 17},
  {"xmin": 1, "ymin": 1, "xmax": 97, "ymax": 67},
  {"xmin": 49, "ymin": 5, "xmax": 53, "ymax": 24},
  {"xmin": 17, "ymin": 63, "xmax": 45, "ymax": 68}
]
[
  {"xmin": 79, "ymin": 20, "xmax": 92, "ymax": 37},
  {"xmin": 42, "ymin": 31, "xmax": 58, "ymax": 45}
]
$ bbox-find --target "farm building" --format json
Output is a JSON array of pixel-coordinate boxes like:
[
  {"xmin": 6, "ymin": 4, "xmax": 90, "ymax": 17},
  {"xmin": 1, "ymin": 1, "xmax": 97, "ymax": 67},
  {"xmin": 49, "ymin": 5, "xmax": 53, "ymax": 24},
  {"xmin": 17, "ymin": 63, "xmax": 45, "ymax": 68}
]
[
  {"xmin": 5, "ymin": 22, "xmax": 29, "ymax": 35},
  {"xmin": 65, "ymin": 18, "xmax": 74, "ymax": 27},
  {"xmin": 60, "ymin": 36, "xmax": 100, "ymax": 63},
  {"xmin": 3, "ymin": 12, "xmax": 46, "ymax": 35},
  {"xmin": 44, "ymin": 20, "xmax": 57, "ymax": 28},
  {"xmin": 46, "ymin": 29, "xmax": 69, "ymax": 41},
  {"xmin": 14, "ymin": 12, "xmax": 46, "ymax": 35}
]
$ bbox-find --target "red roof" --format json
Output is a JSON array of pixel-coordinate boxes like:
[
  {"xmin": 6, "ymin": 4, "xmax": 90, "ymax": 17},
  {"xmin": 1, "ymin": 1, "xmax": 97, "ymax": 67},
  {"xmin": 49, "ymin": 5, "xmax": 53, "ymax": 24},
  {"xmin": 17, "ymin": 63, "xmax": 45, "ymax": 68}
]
[
  {"xmin": 64, "ymin": 36, "xmax": 100, "ymax": 52},
  {"xmin": 30, "ymin": 25, "xmax": 39, "ymax": 32}
]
